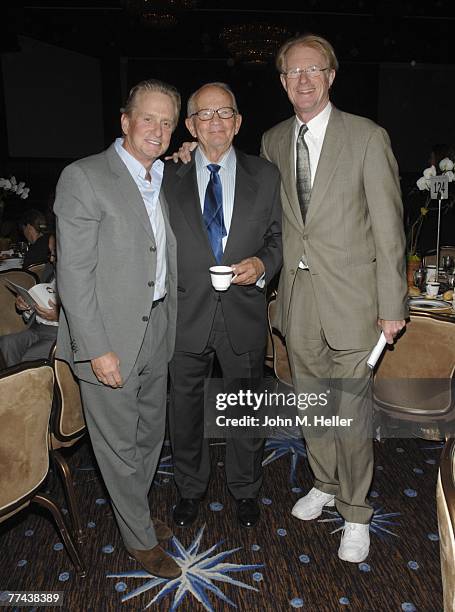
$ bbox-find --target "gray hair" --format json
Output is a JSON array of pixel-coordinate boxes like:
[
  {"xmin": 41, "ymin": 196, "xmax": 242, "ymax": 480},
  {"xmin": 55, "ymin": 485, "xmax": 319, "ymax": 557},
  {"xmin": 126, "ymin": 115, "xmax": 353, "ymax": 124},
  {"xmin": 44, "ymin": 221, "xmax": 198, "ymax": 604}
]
[
  {"xmin": 187, "ymin": 82, "xmax": 239, "ymax": 117},
  {"xmin": 121, "ymin": 78, "xmax": 181, "ymax": 128}
]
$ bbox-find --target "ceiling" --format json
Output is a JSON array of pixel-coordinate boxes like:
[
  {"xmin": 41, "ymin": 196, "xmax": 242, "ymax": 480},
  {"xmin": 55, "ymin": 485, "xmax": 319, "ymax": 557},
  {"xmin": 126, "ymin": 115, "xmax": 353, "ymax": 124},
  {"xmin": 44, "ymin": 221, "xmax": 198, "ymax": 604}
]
[{"xmin": 4, "ymin": 1, "xmax": 454, "ymax": 67}]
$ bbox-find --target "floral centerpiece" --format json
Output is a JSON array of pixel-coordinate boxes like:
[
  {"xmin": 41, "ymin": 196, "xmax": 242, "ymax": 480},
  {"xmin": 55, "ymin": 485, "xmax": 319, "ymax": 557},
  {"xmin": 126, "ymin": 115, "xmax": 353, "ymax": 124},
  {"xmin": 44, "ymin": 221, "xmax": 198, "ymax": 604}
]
[
  {"xmin": 0, "ymin": 176, "xmax": 30, "ymax": 201},
  {"xmin": 0, "ymin": 175, "xmax": 30, "ymax": 233},
  {"xmin": 407, "ymin": 157, "xmax": 454, "ymax": 258},
  {"xmin": 405, "ymin": 157, "xmax": 454, "ymax": 286}
]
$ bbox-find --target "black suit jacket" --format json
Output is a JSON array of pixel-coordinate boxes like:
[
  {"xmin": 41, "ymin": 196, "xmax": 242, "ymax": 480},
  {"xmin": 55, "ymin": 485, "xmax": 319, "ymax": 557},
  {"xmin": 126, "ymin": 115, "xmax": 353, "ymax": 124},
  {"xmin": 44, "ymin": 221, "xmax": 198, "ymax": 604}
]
[
  {"xmin": 163, "ymin": 148, "xmax": 282, "ymax": 354},
  {"xmin": 23, "ymin": 233, "xmax": 49, "ymax": 268}
]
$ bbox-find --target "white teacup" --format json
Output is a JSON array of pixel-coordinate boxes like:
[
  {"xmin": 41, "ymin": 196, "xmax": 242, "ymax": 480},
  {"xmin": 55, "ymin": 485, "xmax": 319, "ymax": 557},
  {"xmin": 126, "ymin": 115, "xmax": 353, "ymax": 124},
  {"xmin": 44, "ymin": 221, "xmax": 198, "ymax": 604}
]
[
  {"xmin": 210, "ymin": 265, "xmax": 236, "ymax": 291},
  {"xmin": 426, "ymin": 281, "xmax": 440, "ymax": 297}
]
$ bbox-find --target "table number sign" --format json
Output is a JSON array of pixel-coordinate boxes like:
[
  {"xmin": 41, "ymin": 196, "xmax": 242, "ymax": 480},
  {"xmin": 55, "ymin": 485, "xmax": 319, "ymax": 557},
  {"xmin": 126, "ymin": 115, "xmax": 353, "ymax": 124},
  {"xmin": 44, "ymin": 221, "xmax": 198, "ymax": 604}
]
[{"xmin": 429, "ymin": 174, "xmax": 449, "ymax": 199}]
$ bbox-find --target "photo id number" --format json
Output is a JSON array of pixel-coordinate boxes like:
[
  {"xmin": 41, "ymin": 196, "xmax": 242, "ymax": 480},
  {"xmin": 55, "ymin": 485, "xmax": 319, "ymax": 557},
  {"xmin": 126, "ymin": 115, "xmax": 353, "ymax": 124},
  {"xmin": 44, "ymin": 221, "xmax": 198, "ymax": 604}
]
[{"xmin": 0, "ymin": 591, "xmax": 63, "ymax": 607}]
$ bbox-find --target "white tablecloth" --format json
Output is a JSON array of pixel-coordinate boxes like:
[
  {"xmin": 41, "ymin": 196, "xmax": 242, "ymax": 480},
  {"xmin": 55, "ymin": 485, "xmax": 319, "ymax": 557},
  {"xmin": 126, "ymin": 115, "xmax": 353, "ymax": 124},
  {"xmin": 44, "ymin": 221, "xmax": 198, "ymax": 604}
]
[{"xmin": 0, "ymin": 258, "xmax": 24, "ymax": 270}]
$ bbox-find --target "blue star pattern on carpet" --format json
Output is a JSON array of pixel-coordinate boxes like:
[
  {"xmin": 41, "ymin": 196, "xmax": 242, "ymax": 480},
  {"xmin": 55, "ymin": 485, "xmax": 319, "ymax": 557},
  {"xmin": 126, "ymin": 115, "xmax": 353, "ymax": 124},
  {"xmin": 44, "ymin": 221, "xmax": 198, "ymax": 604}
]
[
  {"xmin": 319, "ymin": 505, "xmax": 401, "ymax": 539},
  {"xmin": 262, "ymin": 432, "xmax": 307, "ymax": 485},
  {"xmin": 107, "ymin": 525, "xmax": 264, "ymax": 611}
]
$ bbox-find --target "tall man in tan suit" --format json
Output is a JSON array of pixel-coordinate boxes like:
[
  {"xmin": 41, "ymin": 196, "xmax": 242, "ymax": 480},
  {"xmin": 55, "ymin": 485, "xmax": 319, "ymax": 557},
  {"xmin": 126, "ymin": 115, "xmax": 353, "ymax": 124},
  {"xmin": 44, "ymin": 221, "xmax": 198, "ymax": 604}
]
[{"xmin": 261, "ymin": 34, "xmax": 408, "ymax": 562}]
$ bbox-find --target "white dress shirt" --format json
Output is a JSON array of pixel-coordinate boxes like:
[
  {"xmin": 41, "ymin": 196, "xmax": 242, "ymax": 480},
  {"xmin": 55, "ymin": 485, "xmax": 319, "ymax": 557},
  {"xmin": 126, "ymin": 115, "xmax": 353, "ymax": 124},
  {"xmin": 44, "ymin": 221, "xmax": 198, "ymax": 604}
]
[
  {"xmin": 295, "ymin": 102, "xmax": 332, "ymax": 269},
  {"xmin": 294, "ymin": 101, "xmax": 332, "ymax": 186},
  {"xmin": 114, "ymin": 138, "xmax": 167, "ymax": 300},
  {"xmin": 195, "ymin": 146, "xmax": 265, "ymax": 287},
  {"xmin": 195, "ymin": 146, "xmax": 236, "ymax": 251}
]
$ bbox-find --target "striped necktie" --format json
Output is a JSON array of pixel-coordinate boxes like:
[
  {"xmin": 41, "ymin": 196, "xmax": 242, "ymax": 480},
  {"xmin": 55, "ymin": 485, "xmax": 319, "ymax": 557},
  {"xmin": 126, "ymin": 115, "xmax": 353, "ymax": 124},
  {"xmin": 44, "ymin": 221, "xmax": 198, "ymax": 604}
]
[
  {"xmin": 296, "ymin": 123, "xmax": 311, "ymax": 222},
  {"xmin": 203, "ymin": 164, "xmax": 226, "ymax": 263}
]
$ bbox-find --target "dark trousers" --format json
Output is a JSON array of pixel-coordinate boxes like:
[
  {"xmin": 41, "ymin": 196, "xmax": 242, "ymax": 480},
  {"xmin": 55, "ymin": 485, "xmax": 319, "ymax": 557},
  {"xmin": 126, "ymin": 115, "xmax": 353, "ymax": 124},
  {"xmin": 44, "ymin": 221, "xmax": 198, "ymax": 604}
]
[
  {"xmin": 0, "ymin": 321, "xmax": 57, "ymax": 367},
  {"xmin": 169, "ymin": 302, "xmax": 265, "ymax": 500}
]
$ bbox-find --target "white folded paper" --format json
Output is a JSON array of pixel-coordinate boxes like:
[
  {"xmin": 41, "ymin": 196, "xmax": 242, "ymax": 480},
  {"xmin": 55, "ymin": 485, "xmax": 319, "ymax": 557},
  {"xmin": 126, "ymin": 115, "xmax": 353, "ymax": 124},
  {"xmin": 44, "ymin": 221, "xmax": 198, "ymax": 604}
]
[{"xmin": 367, "ymin": 332, "xmax": 387, "ymax": 369}]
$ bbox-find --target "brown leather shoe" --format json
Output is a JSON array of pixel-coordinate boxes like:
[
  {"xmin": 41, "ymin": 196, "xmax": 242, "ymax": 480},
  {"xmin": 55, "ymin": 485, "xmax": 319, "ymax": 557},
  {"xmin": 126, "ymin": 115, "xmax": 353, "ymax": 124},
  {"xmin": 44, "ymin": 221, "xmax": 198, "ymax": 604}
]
[
  {"xmin": 152, "ymin": 517, "xmax": 173, "ymax": 543},
  {"xmin": 127, "ymin": 544, "xmax": 181, "ymax": 579}
]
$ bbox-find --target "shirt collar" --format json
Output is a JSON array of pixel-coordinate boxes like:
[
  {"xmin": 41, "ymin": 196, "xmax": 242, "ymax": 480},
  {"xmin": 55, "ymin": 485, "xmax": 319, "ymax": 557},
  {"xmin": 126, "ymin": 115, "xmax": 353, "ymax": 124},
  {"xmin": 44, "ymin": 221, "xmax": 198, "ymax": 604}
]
[
  {"xmin": 114, "ymin": 137, "xmax": 164, "ymax": 181},
  {"xmin": 295, "ymin": 101, "xmax": 332, "ymax": 139},
  {"xmin": 195, "ymin": 146, "xmax": 236, "ymax": 174}
]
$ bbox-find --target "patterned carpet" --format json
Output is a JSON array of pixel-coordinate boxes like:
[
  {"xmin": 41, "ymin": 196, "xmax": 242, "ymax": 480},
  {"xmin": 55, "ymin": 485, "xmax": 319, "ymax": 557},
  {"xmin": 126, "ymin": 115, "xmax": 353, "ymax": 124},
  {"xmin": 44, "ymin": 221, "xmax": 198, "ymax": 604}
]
[{"xmin": 0, "ymin": 429, "xmax": 444, "ymax": 611}]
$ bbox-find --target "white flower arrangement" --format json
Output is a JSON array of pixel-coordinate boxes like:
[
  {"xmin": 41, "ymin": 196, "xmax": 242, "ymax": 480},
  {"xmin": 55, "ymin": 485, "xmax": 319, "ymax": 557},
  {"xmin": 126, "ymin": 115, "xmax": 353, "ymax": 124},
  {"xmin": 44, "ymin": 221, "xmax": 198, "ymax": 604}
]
[
  {"xmin": 416, "ymin": 157, "xmax": 455, "ymax": 191},
  {"xmin": 0, "ymin": 176, "xmax": 30, "ymax": 200},
  {"xmin": 408, "ymin": 157, "xmax": 455, "ymax": 257}
]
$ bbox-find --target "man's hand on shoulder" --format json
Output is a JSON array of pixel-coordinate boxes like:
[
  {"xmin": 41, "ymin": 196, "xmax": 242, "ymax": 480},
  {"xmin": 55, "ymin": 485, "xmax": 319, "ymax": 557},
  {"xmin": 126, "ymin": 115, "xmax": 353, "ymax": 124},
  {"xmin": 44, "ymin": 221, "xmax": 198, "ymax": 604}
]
[
  {"xmin": 378, "ymin": 319, "xmax": 406, "ymax": 344},
  {"xmin": 164, "ymin": 141, "xmax": 198, "ymax": 164},
  {"xmin": 231, "ymin": 257, "xmax": 265, "ymax": 285},
  {"xmin": 91, "ymin": 351, "xmax": 123, "ymax": 388}
]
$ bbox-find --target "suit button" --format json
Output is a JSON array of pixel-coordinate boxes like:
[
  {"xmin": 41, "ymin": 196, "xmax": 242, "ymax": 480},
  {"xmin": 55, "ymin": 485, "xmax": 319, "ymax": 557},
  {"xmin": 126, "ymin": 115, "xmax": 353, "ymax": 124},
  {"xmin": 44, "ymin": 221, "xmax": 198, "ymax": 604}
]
[
  {"xmin": 148, "ymin": 281, "xmax": 153, "ymax": 287},
  {"xmin": 150, "ymin": 246, "xmax": 156, "ymax": 252},
  {"xmin": 303, "ymin": 235, "xmax": 308, "ymax": 241},
  {"xmin": 142, "ymin": 316, "xmax": 149, "ymax": 322},
  {"xmin": 290, "ymin": 269, "xmax": 295, "ymax": 275}
]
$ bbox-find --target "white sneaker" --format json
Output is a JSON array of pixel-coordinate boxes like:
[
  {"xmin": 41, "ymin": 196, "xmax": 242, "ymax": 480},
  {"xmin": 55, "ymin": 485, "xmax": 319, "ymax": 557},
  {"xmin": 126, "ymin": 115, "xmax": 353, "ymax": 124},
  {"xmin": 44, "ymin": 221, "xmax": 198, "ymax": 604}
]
[
  {"xmin": 338, "ymin": 521, "xmax": 370, "ymax": 563},
  {"xmin": 291, "ymin": 487, "xmax": 335, "ymax": 521}
]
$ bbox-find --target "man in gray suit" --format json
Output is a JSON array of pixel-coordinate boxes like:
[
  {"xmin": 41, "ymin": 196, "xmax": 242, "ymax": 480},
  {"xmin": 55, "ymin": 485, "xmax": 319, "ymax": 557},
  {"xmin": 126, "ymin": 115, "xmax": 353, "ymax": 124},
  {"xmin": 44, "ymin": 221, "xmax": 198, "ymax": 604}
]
[
  {"xmin": 54, "ymin": 79, "xmax": 181, "ymax": 578},
  {"xmin": 261, "ymin": 34, "xmax": 408, "ymax": 562},
  {"xmin": 163, "ymin": 82, "xmax": 282, "ymax": 529}
]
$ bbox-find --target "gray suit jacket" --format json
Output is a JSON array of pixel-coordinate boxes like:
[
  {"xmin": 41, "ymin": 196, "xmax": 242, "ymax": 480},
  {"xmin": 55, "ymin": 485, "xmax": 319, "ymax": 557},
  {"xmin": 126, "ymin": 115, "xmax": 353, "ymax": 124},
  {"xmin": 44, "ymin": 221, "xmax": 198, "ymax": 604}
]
[
  {"xmin": 261, "ymin": 106, "xmax": 408, "ymax": 350},
  {"xmin": 54, "ymin": 143, "xmax": 177, "ymax": 384},
  {"xmin": 163, "ymin": 149, "xmax": 282, "ymax": 354}
]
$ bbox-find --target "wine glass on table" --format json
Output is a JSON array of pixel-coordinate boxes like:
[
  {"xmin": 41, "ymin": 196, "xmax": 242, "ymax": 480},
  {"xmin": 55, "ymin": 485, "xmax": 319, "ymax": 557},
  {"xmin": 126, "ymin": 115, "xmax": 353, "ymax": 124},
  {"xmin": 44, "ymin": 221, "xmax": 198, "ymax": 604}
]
[
  {"xmin": 442, "ymin": 254, "xmax": 454, "ymax": 274},
  {"xmin": 413, "ymin": 267, "xmax": 425, "ymax": 293}
]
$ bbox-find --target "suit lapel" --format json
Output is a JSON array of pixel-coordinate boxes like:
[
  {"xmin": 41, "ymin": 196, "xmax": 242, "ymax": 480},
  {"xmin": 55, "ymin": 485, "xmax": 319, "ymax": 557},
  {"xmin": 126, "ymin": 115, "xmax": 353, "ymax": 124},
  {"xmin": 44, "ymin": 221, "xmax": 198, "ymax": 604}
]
[
  {"xmin": 175, "ymin": 160, "xmax": 214, "ymax": 256},
  {"xmin": 105, "ymin": 144, "xmax": 154, "ymax": 241},
  {"xmin": 159, "ymin": 190, "xmax": 175, "ymax": 250},
  {"xmin": 159, "ymin": 190, "xmax": 177, "ymax": 282},
  {"xmin": 222, "ymin": 150, "xmax": 258, "ymax": 263},
  {"xmin": 278, "ymin": 118, "xmax": 303, "ymax": 230},
  {"xmin": 306, "ymin": 107, "xmax": 345, "ymax": 226}
]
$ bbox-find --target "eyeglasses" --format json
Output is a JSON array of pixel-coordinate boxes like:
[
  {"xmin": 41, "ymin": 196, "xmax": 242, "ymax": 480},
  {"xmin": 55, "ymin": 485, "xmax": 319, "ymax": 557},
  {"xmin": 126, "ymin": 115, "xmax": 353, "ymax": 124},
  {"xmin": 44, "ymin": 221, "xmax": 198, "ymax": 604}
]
[
  {"xmin": 190, "ymin": 107, "xmax": 237, "ymax": 121},
  {"xmin": 282, "ymin": 66, "xmax": 330, "ymax": 79}
]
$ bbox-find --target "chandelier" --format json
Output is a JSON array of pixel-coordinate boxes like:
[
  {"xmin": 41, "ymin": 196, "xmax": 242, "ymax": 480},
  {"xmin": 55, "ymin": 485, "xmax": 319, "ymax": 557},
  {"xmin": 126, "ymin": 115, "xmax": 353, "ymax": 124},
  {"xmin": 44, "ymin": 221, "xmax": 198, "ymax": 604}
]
[
  {"xmin": 125, "ymin": 0, "xmax": 194, "ymax": 29},
  {"xmin": 220, "ymin": 23, "xmax": 290, "ymax": 67}
]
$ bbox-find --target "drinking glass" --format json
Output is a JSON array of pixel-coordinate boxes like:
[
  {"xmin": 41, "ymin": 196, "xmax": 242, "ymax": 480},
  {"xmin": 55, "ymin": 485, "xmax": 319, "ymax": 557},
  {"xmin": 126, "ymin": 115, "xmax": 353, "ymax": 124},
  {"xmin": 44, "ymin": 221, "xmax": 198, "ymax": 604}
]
[
  {"xmin": 413, "ymin": 267, "xmax": 425, "ymax": 290},
  {"xmin": 442, "ymin": 254, "xmax": 454, "ymax": 273},
  {"xmin": 16, "ymin": 241, "xmax": 28, "ymax": 257}
]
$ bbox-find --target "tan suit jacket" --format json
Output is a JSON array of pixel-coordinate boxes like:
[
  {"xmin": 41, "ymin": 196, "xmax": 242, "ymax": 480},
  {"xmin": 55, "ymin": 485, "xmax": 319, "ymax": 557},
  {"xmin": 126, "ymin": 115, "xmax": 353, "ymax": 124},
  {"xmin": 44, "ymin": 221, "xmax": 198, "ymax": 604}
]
[{"xmin": 261, "ymin": 106, "xmax": 408, "ymax": 350}]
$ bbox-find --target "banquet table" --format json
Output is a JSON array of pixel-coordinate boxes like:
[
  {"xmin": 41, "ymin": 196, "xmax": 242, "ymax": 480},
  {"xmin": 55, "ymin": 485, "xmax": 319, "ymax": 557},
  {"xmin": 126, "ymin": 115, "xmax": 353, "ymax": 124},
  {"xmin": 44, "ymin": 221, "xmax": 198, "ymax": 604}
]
[{"xmin": 0, "ymin": 256, "xmax": 23, "ymax": 271}]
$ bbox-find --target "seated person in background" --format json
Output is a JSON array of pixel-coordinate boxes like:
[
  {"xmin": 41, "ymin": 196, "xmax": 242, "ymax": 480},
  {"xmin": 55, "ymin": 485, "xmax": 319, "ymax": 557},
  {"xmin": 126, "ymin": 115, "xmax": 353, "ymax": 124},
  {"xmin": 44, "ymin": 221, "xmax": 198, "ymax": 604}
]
[
  {"xmin": 0, "ymin": 275, "xmax": 58, "ymax": 368},
  {"xmin": 18, "ymin": 208, "xmax": 51, "ymax": 268}
]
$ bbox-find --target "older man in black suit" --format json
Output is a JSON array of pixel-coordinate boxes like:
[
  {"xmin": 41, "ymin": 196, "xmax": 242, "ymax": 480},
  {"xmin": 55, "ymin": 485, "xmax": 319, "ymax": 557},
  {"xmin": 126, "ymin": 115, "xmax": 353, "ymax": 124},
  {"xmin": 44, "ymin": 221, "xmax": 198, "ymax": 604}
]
[{"xmin": 163, "ymin": 82, "xmax": 282, "ymax": 529}]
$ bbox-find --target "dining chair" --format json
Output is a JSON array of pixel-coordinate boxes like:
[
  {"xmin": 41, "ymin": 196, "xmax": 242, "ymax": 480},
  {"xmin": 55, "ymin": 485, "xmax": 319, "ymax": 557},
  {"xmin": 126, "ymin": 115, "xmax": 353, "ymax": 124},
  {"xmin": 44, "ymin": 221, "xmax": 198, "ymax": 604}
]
[
  {"xmin": 436, "ymin": 436, "xmax": 455, "ymax": 612},
  {"xmin": 0, "ymin": 360, "xmax": 86, "ymax": 577},
  {"xmin": 373, "ymin": 313, "xmax": 455, "ymax": 440},
  {"xmin": 266, "ymin": 293, "xmax": 293, "ymax": 389},
  {"xmin": 26, "ymin": 262, "xmax": 47, "ymax": 281},
  {"xmin": 0, "ymin": 268, "xmax": 39, "ymax": 336},
  {"xmin": 49, "ymin": 345, "xmax": 87, "ymax": 543}
]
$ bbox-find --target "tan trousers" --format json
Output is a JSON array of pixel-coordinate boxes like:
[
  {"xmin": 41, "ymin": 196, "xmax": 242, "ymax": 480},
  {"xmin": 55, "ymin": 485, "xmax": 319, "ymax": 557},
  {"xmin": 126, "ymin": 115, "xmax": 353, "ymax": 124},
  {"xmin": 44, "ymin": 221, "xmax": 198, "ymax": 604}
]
[{"xmin": 286, "ymin": 269, "xmax": 374, "ymax": 524}]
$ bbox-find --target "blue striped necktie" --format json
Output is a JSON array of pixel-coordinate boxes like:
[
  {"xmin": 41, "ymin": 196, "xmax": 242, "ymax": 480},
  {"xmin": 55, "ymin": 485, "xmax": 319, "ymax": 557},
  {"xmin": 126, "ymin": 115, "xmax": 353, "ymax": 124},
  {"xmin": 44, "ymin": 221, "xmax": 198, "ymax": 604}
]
[{"xmin": 203, "ymin": 163, "xmax": 226, "ymax": 263}]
